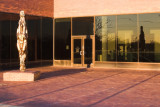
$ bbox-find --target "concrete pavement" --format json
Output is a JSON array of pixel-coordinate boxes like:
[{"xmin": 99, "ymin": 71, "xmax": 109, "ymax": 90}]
[{"xmin": 0, "ymin": 66, "xmax": 160, "ymax": 107}]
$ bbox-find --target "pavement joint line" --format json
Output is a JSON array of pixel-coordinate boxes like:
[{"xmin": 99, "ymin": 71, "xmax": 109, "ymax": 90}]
[{"xmin": 4, "ymin": 72, "xmax": 125, "ymax": 105}]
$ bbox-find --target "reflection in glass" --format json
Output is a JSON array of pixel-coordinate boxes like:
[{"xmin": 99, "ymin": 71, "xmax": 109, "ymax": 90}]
[
  {"xmin": 139, "ymin": 13, "xmax": 160, "ymax": 62},
  {"xmin": 117, "ymin": 15, "xmax": 138, "ymax": 62},
  {"xmin": 95, "ymin": 16, "xmax": 116, "ymax": 61},
  {"xmin": 72, "ymin": 17, "xmax": 94, "ymax": 35},
  {"xmin": 139, "ymin": 26, "xmax": 145, "ymax": 61},
  {"xmin": 55, "ymin": 18, "xmax": 71, "ymax": 60}
]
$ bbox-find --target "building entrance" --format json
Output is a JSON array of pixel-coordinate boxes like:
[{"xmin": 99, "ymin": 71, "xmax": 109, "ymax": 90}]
[{"xmin": 71, "ymin": 36, "xmax": 94, "ymax": 67}]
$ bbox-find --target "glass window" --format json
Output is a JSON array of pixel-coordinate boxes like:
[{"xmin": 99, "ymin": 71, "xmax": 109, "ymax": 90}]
[
  {"xmin": 11, "ymin": 14, "xmax": 19, "ymax": 63},
  {"xmin": 72, "ymin": 17, "xmax": 94, "ymax": 35},
  {"xmin": 139, "ymin": 13, "xmax": 160, "ymax": 62},
  {"xmin": 55, "ymin": 18, "xmax": 71, "ymax": 60},
  {"xmin": 0, "ymin": 12, "xmax": 53, "ymax": 70},
  {"xmin": 26, "ymin": 16, "xmax": 41, "ymax": 61},
  {"xmin": 117, "ymin": 15, "xmax": 138, "ymax": 62},
  {"xmin": 42, "ymin": 18, "xmax": 53, "ymax": 61},
  {"xmin": 95, "ymin": 16, "xmax": 116, "ymax": 61},
  {"xmin": 0, "ymin": 13, "xmax": 11, "ymax": 63}
]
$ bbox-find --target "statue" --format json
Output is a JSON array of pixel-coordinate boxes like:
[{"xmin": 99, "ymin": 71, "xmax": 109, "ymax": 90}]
[{"xmin": 17, "ymin": 11, "xmax": 28, "ymax": 71}]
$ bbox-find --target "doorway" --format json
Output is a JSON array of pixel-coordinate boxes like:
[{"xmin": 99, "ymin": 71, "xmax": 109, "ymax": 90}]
[{"xmin": 71, "ymin": 35, "xmax": 94, "ymax": 67}]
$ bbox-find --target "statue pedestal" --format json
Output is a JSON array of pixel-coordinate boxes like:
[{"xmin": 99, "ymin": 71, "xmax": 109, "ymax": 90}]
[{"xmin": 3, "ymin": 70, "xmax": 41, "ymax": 81}]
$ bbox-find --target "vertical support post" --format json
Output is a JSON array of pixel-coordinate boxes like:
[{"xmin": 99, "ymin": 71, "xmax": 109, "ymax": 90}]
[
  {"xmin": 40, "ymin": 17, "xmax": 42, "ymax": 66},
  {"xmin": 10, "ymin": 18, "xmax": 11, "ymax": 64},
  {"xmin": 93, "ymin": 16, "xmax": 96, "ymax": 67},
  {"xmin": 137, "ymin": 14, "xmax": 139, "ymax": 63},
  {"xmin": 0, "ymin": 21, "xmax": 1, "ymax": 64},
  {"xmin": 71, "ymin": 17, "xmax": 73, "ymax": 66},
  {"xmin": 116, "ymin": 15, "xmax": 118, "ymax": 67},
  {"xmin": 53, "ymin": 19, "xmax": 55, "ymax": 66},
  {"xmin": 35, "ymin": 32, "xmax": 37, "ymax": 61}
]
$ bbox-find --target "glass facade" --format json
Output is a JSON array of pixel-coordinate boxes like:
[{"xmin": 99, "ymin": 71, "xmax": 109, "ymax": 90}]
[
  {"xmin": 54, "ymin": 13, "xmax": 160, "ymax": 67},
  {"xmin": 1, "ymin": 11, "xmax": 160, "ymax": 70},
  {"xmin": 0, "ymin": 12, "xmax": 53, "ymax": 70},
  {"xmin": 95, "ymin": 13, "xmax": 160, "ymax": 63}
]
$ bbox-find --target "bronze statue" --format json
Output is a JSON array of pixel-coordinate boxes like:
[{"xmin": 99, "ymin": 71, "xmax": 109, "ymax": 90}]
[{"xmin": 17, "ymin": 11, "xmax": 28, "ymax": 71}]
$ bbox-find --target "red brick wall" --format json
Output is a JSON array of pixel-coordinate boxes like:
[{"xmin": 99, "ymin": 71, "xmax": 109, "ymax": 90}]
[
  {"xmin": 54, "ymin": 0, "xmax": 160, "ymax": 18},
  {"xmin": 0, "ymin": 0, "xmax": 53, "ymax": 17}
]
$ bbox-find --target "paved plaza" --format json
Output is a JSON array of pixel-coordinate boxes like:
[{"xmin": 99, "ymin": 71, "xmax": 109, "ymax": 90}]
[{"xmin": 0, "ymin": 66, "xmax": 160, "ymax": 107}]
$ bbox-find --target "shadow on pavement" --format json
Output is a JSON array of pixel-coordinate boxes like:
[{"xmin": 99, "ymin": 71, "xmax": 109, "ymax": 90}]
[
  {"xmin": 39, "ymin": 68, "xmax": 87, "ymax": 80},
  {"xmin": 19, "ymin": 99, "xmax": 84, "ymax": 107},
  {"xmin": 87, "ymin": 72, "xmax": 160, "ymax": 107}
]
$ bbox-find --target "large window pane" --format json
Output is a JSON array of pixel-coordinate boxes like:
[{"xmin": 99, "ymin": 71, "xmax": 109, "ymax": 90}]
[
  {"xmin": 0, "ymin": 13, "xmax": 11, "ymax": 63},
  {"xmin": 72, "ymin": 17, "xmax": 94, "ymax": 35},
  {"xmin": 26, "ymin": 16, "xmax": 41, "ymax": 61},
  {"xmin": 42, "ymin": 18, "xmax": 53, "ymax": 61},
  {"xmin": 11, "ymin": 14, "xmax": 19, "ymax": 63},
  {"xmin": 139, "ymin": 13, "xmax": 160, "ymax": 62},
  {"xmin": 55, "ymin": 18, "xmax": 71, "ymax": 60},
  {"xmin": 117, "ymin": 15, "xmax": 138, "ymax": 62},
  {"xmin": 95, "ymin": 16, "xmax": 116, "ymax": 61}
]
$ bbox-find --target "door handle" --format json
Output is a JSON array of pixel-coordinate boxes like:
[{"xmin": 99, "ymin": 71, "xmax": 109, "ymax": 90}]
[
  {"xmin": 80, "ymin": 51, "xmax": 82, "ymax": 55},
  {"xmin": 80, "ymin": 51, "xmax": 85, "ymax": 55}
]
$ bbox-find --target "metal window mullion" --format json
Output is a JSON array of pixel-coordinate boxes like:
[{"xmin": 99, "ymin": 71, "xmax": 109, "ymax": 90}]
[
  {"xmin": 116, "ymin": 15, "xmax": 118, "ymax": 63},
  {"xmin": 137, "ymin": 14, "xmax": 140, "ymax": 63}
]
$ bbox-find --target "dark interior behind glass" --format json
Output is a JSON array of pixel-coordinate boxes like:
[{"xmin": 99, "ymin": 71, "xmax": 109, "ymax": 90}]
[{"xmin": 55, "ymin": 18, "xmax": 71, "ymax": 60}]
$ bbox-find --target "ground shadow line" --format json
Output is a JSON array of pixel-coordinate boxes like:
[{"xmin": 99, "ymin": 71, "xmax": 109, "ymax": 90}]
[
  {"xmin": 88, "ymin": 73, "xmax": 160, "ymax": 107},
  {"xmin": 4, "ymin": 72, "xmax": 125, "ymax": 104},
  {"xmin": 0, "ymin": 68, "xmax": 87, "ymax": 89}
]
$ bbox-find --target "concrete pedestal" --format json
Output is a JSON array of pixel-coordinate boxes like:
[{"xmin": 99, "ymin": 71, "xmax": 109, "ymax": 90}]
[{"xmin": 3, "ymin": 70, "xmax": 41, "ymax": 81}]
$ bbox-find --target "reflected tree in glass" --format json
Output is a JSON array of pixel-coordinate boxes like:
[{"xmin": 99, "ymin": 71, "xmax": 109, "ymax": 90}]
[
  {"xmin": 117, "ymin": 15, "xmax": 138, "ymax": 62},
  {"xmin": 95, "ymin": 16, "xmax": 116, "ymax": 61},
  {"xmin": 139, "ymin": 13, "xmax": 160, "ymax": 62}
]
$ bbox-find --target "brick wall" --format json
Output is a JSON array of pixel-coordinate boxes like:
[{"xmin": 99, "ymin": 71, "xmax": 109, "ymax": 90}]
[
  {"xmin": 54, "ymin": 0, "xmax": 160, "ymax": 18},
  {"xmin": 0, "ymin": 0, "xmax": 53, "ymax": 17}
]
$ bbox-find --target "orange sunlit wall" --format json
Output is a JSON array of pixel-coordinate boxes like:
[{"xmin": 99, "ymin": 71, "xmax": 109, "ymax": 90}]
[
  {"xmin": 54, "ymin": 0, "xmax": 160, "ymax": 18},
  {"xmin": 0, "ymin": 0, "xmax": 53, "ymax": 17}
]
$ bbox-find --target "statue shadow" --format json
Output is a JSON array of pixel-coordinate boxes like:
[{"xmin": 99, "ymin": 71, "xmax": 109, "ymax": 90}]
[{"xmin": 39, "ymin": 68, "xmax": 87, "ymax": 80}]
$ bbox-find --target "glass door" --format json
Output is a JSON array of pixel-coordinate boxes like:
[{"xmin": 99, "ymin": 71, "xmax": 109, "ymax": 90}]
[
  {"xmin": 73, "ymin": 39, "xmax": 82, "ymax": 65},
  {"xmin": 84, "ymin": 38, "xmax": 92, "ymax": 65},
  {"xmin": 72, "ymin": 36, "xmax": 94, "ymax": 67}
]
